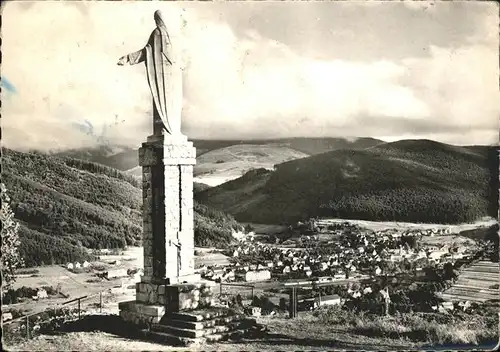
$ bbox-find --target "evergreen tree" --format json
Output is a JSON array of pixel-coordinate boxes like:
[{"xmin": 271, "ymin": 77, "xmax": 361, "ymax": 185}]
[{"xmin": 1, "ymin": 183, "xmax": 25, "ymax": 292}]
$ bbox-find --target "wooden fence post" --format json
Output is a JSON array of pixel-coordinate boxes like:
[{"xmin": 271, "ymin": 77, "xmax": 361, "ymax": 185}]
[
  {"xmin": 289, "ymin": 287, "xmax": 297, "ymax": 319},
  {"xmin": 78, "ymin": 299, "xmax": 81, "ymax": 320},
  {"xmin": 26, "ymin": 315, "xmax": 31, "ymax": 339},
  {"xmin": 99, "ymin": 292, "xmax": 103, "ymax": 313}
]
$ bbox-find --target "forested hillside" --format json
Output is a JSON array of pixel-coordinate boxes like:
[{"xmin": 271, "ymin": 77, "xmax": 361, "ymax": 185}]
[
  {"xmin": 196, "ymin": 140, "xmax": 498, "ymax": 225},
  {"xmin": 3, "ymin": 148, "xmax": 241, "ymax": 266}
]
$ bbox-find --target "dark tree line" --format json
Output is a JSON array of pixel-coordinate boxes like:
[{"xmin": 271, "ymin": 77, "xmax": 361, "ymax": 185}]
[
  {"xmin": 194, "ymin": 202, "xmax": 242, "ymax": 247},
  {"xmin": 232, "ymin": 144, "xmax": 493, "ymax": 224},
  {"xmin": 3, "ymin": 147, "xmax": 244, "ymax": 266}
]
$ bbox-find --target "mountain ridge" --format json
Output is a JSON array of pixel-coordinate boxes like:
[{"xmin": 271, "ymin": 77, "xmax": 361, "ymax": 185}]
[
  {"xmin": 195, "ymin": 140, "xmax": 498, "ymax": 225},
  {"xmin": 52, "ymin": 137, "xmax": 387, "ymax": 172}
]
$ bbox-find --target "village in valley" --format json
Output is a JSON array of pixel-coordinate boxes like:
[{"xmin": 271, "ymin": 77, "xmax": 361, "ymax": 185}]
[
  {"xmin": 196, "ymin": 219, "xmax": 498, "ymax": 314},
  {"xmin": 4, "ymin": 217, "xmax": 498, "ymax": 346},
  {"xmin": 3, "ymin": 218, "xmax": 498, "ymax": 321}
]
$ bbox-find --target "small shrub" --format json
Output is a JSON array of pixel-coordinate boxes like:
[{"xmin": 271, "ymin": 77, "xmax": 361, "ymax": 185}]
[
  {"xmin": 86, "ymin": 278, "xmax": 102, "ymax": 284},
  {"xmin": 92, "ymin": 264, "xmax": 107, "ymax": 271}
]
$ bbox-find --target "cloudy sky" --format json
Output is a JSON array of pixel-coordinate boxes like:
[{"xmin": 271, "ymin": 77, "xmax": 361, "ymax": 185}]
[{"xmin": 2, "ymin": 0, "xmax": 499, "ymax": 151}]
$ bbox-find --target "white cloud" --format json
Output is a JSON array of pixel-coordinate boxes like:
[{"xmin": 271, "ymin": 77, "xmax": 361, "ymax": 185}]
[
  {"xmin": 179, "ymin": 17, "xmax": 431, "ymax": 139},
  {"xmin": 1, "ymin": 1, "xmax": 498, "ymax": 151},
  {"xmin": 402, "ymin": 44, "xmax": 500, "ymax": 132}
]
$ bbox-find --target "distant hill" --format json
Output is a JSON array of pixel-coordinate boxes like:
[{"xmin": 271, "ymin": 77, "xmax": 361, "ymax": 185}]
[
  {"xmin": 122, "ymin": 142, "xmax": 306, "ymax": 187},
  {"xmin": 193, "ymin": 144, "xmax": 309, "ymax": 186},
  {"xmin": 273, "ymin": 137, "xmax": 385, "ymax": 155},
  {"xmin": 54, "ymin": 137, "xmax": 384, "ymax": 173},
  {"xmin": 194, "ymin": 182, "xmax": 212, "ymax": 194},
  {"xmin": 196, "ymin": 139, "xmax": 498, "ymax": 225},
  {"xmin": 52, "ymin": 144, "xmax": 135, "ymax": 169},
  {"xmin": 3, "ymin": 148, "xmax": 241, "ymax": 267},
  {"xmin": 192, "ymin": 137, "xmax": 384, "ymax": 156}
]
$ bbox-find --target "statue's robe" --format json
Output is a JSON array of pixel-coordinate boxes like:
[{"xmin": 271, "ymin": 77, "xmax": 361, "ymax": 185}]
[{"xmin": 126, "ymin": 26, "xmax": 182, "ymax": 135}]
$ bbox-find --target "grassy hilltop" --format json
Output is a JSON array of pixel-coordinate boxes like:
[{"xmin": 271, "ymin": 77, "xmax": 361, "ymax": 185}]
[
  {"xmin": 2, "ymin": 148, "xmax": 241, "ymax": 267},
  {"xmin": 196, "ymin": 139, "xmax": 498, "ymax": 225},
  {"xmin": 56, "ymin": 137, "xmax": 385, "ymax": 172}
]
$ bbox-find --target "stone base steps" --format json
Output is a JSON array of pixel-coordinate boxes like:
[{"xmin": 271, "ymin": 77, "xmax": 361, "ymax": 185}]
[
  {"xmin": 142, "ymin": 307, "xmax": 260, "ymax": 347},
  {"xmin": 161, "ymin": 313, "xmax": 248, "ymax": 330},
  {"xmin": 141, "ymin": 327, "xmax": 249, "ymax": 346},
  {"xmin": 152, "ymin": 317, "xmax": 256, "ymax": 338},
  {"xmin": 167, "ymin": 307, "xmax": 236, "ymax": 322}
]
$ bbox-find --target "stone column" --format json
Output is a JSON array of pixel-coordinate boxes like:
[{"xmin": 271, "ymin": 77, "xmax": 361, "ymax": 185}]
[
  {"xmin": 120, "ymin": 133, "xmax": 214, "ymax": 323},
  {"xmin": 139, "ymin": 133, "xmax": 198, "ymax": 285}
]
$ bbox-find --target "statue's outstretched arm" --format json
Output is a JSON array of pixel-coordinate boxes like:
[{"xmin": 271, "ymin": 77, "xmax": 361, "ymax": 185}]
[{"xmin": 117, "ymin": 48, "xmax": 146, "ymax": 66}]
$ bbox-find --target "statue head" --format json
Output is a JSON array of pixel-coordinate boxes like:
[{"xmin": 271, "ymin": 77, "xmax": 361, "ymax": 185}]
[{"xmin": 154, "ymin": 10, "xmax": 166, "ymax": 29}]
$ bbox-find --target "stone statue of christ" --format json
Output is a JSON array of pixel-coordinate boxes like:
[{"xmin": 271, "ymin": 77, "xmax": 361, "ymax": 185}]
[{"xmin": 118, "ymin": 10, "xmax": 182, "ymax": 136}]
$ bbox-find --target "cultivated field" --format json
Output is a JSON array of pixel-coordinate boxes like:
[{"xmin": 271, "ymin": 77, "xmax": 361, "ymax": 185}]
[
  {"xmin": 4, "ymin": 247, "xmax": 236, "ymax": 318},
  {"xmin": 194, "ymin": 144, "xmax": 308, "ymax": 187},
  {"xmin": 440, "ymin": 261, "xmax": 500, "ymax": 303}
]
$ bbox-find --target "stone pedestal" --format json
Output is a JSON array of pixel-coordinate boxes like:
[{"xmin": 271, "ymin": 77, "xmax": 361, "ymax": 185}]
[
  {"xmin": 120, "ymin": 133, "xmax": 213, "ymax": 325},
  {"xmin": 119, "ymin": 281, "xmax": 217, "ymax": 326},
  {"xmin": 139, "ymin": 133, "xmax": 196, "ymax": 282}
]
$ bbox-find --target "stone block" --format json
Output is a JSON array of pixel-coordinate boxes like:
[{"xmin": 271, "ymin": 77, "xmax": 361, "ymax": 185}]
[
  {"xmin": 150, "ymin": 134, "xmax": 188, "ymax": 145},
  {"xmin": 139, "ymin": 146, "xmax": 163, "ymax": 166},
  {"xmin": 149, "ymin": 291, "xmax": 159, "ymax": 305},
  {"xmin": 143, "ymin": 220, "xmax": 153, "ymax": 233},
  {"xmin": 160, "ymin": 281, "xmax": 212, "ymax": 312},
  {"xmin": 142, "ymin": 330, "xmax": 205, "ymax": 347},
  {"xmin": 162, "ymin": 144, "xmax": 196, "ymax": 160},
  {"xmin": 143, "ymin": 202, "xmax": 153, "ymax": 215},
  {"xmin": 138, "ymin": 303, "xmax": 165, "ymax": 317},
  {"xmin": 136, "ymin": 292, "xmax": 149, "ymax": 303},
  {"xmin": 143, "ymin": 239, "xmax": 153, "ymax": 255},
  {"xmin": 158, "ymin": 295, "xmax": 167, "ymax": 305},
  {"xmin": 120, "ymin": 310, "xmax": 162, "ymax": 326},
  {"xmin": 169, "ymin": 307, "xmax": 235, "ymax": 322},
  {"xmin": 141, "ymin": 275, "xmax": 153, "ymax": 283},
  {"xmin": 143, "ymin": 171, "xmax": 152, "ymax": 182},
  {"xmin": 144, "ymin": 256, "xmax": 153, "ymax": 269},
  {"xmin": 142, "ymin": 186, "xmax": 152, "ymax": 199},
  {"xmin": 158, "ymin": 285, "xmax": 166, "ymax": 295},
  {"xmin": 143, "ymin": 268, "xmax": 153, "ymax": 278},
  {"xmin": 118, "ymin": 300, "xmax": 135, "ymax": 310}
]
